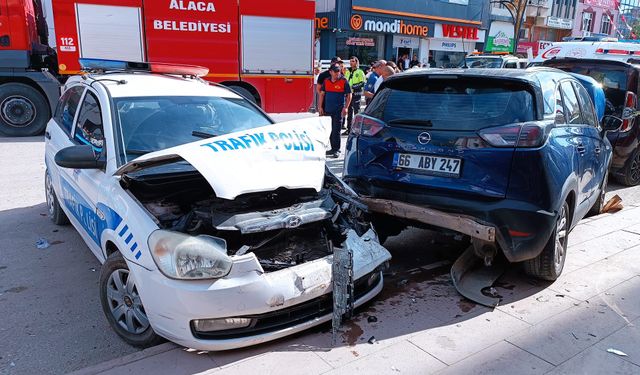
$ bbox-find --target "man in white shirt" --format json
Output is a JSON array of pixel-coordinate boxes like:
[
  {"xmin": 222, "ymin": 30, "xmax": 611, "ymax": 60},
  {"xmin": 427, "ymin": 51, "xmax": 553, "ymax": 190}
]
[{"xmin": 373, "ymin": 65, "xmax": 395, "ymax": 93}]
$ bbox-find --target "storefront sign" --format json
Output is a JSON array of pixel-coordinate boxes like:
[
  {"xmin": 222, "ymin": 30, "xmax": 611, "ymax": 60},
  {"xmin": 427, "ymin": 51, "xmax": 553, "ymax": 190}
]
[
  {"xmin": 315, "ymin": 16, "xmax": 329, "ymax": 30},
  {"xmin": 441, "ymin": 24, "xmax": 479, "ymax": 40},
  {"xmin": 486, "ymin": 21, "xmax": 514, "ymax": 53},
  {"xmin": 487, "ymin": 31, "xmax": 513, "ymax": 52},
  {"xmin": 583, "ymin": 0, "xmax": 619, "ymax": 9},
  {"xmin": 392, "ymin": 35, "xmax": 420, "ymax": 48},
  {"xmin": 346, "ymin": 37, "xmax": 375, "ymax": 46},
  {"xmin": 546, "ymin": 16, "xmax": 573, "ymax": 30},
  {"xmin": 350, "ymin": 14, "xmax": 430, "ymax": 37},
  {"xmin": 516, "ymin": 40, "xmax": 552, "ymax": 56}
]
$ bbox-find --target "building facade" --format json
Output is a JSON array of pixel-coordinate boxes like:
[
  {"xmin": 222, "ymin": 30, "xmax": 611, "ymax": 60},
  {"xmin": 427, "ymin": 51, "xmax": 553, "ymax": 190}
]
[
  {"xmin": 570, "ymin": 0, "xmax": 619, "ymax": 38},
  {"xmin": 315, "ymin": 0, "xmax": 486, "ymax": 68}
]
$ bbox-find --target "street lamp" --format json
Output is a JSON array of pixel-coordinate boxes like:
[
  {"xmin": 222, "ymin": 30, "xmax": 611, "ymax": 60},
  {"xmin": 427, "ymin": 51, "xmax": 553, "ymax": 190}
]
[{"xmin": 490, "ymin": 0, "xmax": 528, "ymax": 54}]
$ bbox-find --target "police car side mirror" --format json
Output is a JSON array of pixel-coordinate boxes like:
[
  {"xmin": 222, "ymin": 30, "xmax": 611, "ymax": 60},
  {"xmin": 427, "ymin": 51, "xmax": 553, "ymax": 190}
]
[
  {"xmin": 602, "ymin": 115, "xmax": 622, "ymax": 132},
  {"xmin": 55, "ymin": 145, "xmax": 106, "ymax": 169}
]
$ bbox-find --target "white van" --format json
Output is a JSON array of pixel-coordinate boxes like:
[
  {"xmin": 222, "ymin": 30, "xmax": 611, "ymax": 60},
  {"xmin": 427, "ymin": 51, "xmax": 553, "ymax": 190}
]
[{"xmin": 533, "ymin": 41, "xmax": 640, "ymax": 64}]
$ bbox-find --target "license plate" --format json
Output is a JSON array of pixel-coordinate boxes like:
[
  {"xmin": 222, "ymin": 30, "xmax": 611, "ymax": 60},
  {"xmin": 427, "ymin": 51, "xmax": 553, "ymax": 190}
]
[{"xmin": 393, "ymin": 153, "xmax": 462, "ymax": 177}]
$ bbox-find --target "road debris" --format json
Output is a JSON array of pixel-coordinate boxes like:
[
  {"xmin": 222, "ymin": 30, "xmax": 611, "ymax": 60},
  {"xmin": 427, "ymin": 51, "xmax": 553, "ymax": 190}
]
[
  {"xmin": 536, "ymin": 296, "xmax": 549, "ymax": 303},
  {"xmin": 571, "ymin": 332, "xmax": 578, "ymax": 340},
  {"xmin": 607, "ymin": 348, "xmax": 628, "ymax": 357},
  {"xmin": 367, "ymin": 316, "xmax": 378, "ymax": 323},
  {"xmin": 35, "ymin": 238, "xmax": 50, "ymax": 249},
  {"xmin": 367, "ymin": 336, "xmax": 377, "ymax": 344},
  {"xmin": 391, "ymin": 366, "xmax": 400, "ymax": 372},
  {"xmin": 602, "ymin": 195, "xmax": 623, "ymax": 213}
]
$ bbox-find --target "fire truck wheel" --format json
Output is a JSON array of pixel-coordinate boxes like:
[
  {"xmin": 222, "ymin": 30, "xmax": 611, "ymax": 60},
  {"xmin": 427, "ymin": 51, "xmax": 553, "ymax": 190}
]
[
  {"xmin": 228, "ymin": 85, "xmax": 258, "ymax": 104},
  {"xmin": 0, "ymin": 83, "xmax": 50, "ymax": 137}
]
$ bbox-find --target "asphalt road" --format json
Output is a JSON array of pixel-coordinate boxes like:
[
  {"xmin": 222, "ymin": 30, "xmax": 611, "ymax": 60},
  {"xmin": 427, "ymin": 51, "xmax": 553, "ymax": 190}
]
[{"xmin": 1, "ymin": 127, "xmax": 639, "ymax": 374}]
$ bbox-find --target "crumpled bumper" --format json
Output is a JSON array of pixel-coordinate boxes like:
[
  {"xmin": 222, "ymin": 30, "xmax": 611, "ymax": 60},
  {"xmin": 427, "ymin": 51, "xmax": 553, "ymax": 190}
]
[{"xmin": 130, "ymin": 229, "xmax": 391, "ymax": 351}]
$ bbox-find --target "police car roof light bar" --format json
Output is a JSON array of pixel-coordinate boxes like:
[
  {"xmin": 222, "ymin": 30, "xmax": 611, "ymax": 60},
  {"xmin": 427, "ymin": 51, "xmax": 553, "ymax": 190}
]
[
  {"xmin": 79, "ymin": 58, "xmax": 209, "ymax": 77},
  {"xmin": 149, "ymin": 62, "xmax": 209, "ymax": 77}
]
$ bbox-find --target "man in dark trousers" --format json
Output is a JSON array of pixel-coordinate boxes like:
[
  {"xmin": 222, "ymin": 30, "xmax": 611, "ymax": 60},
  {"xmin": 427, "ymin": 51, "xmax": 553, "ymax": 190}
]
[
  {"xmin": 318, "ymin": 64, "xmax": 352, "ymax": 158},
  {"xmin": 343, "ymin": 56, "xmax": 365, "ymax": 135}
]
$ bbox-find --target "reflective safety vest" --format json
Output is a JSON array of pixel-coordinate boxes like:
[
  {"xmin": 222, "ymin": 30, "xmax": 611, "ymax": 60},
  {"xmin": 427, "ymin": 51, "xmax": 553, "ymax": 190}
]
[{"xmin": 345, "ymin": 68, "xmax": 365, "ymax": 93}]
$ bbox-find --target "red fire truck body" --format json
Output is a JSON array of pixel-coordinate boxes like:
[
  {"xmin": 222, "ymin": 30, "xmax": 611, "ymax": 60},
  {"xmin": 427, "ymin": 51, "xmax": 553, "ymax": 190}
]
[{"xmin": 52, "ymin": 0, "xmax": 315, "ymax": 113}]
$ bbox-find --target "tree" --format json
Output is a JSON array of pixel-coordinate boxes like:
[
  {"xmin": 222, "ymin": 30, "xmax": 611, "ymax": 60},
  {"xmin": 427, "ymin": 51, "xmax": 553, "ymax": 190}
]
[{"xmin": 490, "ymin": 0, "xmax": 528, "ymax": 54}]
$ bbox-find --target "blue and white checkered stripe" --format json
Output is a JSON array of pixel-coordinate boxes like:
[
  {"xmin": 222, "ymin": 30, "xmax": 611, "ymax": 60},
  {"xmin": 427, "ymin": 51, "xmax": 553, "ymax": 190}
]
[{"xmin": 116, "ymin": 223, "xmax": 142, "ymax": 260}]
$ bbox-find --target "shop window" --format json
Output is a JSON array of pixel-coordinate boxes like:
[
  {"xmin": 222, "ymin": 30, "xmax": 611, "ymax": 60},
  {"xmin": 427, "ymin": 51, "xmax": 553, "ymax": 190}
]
[
  {"xmin": 582, "ymin": 12, "xmax": 594, "ymax": 32},
  {"xmin": 601, "ymin": 14, "xmax": 612, "ymax": 35}
]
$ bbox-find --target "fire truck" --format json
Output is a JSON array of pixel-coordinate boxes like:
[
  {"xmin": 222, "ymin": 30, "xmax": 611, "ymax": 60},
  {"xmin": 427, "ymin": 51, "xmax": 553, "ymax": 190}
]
[{"xmin": 0, "ymin": 0, "xmax": 315, "ymax": 136}]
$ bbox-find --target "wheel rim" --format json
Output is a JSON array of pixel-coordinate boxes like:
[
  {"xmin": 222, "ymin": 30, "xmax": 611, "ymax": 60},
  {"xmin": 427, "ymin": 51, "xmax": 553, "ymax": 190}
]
[
  {"xmin": 630, "ymin": 152, "xmax": 640, "ymax": 184},
  {"xmin": 45, "ymin": 172, "xmax": 55, "ymax": 217},
  {"xmin": 1, "ymin": 96, "xmax": 36, "ymax": 127},
  {"xmin": 554, "ymin": 205, "xmax": 568, "ymax": 272},
  {"xmin": 106, "ymin": 269, "xmax": 150, "ymax": 334}
]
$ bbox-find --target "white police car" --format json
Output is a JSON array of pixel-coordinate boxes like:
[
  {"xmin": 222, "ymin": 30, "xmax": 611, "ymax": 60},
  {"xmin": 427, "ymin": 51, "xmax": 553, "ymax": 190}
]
[{"xmin": 44, "ymin": 59, "xmax": 390, "ymax": 350}]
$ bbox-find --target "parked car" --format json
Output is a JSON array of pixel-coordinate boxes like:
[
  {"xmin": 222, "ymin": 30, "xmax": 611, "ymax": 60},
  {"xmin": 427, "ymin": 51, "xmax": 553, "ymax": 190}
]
[
  {"xmin": 461, "ymin": 54, "xmax": 528, "ymax": 69},
  {"xmin": 541, "ymin": 58, "xmax": 640, "ymax": 185},
  {"xmin": 44, "ymin": 59, "xmax": 391, "ymax": 350},
  {"xmin": 344, "ymin": 68, "xmax": 618, "ymax": 281}
]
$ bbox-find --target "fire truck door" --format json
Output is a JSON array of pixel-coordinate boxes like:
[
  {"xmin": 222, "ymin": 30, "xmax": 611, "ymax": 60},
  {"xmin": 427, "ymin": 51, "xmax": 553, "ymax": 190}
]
[{"xmin": 75, "ymin": 3, "xmax": 145, "ymax": 62}]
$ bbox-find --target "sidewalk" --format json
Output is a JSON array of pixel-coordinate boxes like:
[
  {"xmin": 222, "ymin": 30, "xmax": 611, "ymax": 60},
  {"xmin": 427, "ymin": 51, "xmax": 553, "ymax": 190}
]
[{"xmin": 71, "ymin": 202, "xmax": 640, "ymax": 375}]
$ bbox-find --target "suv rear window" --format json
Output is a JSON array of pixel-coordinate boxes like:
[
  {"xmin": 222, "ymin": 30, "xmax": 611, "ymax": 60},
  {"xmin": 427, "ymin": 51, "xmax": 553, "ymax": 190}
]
[{"xmin": 368, "ymin": 78, "xmax": 535, "ymax": 130}]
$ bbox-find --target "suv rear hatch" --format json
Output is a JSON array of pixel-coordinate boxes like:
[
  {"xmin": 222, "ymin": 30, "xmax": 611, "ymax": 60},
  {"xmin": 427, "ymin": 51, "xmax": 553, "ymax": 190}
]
[{"xmin": 353, "ymin": 74, "xmax": 539, "ymax": 199}]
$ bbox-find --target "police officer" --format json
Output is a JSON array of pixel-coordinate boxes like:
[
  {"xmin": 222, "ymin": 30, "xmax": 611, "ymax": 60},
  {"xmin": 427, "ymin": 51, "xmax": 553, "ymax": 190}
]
[
  {"xmin": 318, "ymin": 64, "xmax": 352, "ymax": 158},
  {"xmin": 343, "ymin": 56, "xmax": 365, "ymax": 135}
]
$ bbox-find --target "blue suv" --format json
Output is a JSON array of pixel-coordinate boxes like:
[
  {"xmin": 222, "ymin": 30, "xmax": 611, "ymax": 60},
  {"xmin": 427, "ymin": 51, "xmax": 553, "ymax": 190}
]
[{"xmin": 344, "ymin": 68, "xmax": 616, "ymax": 280}]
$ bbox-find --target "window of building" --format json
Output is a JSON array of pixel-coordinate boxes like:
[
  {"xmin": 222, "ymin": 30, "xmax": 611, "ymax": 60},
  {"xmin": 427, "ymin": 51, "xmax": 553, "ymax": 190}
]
[
  {"xmin": 582, "ymin": 12, "xmax": 594, "ymax": 32},
  {"xmin": 601, "ymin": 14, "xmax": 612, "ymax": 35}
]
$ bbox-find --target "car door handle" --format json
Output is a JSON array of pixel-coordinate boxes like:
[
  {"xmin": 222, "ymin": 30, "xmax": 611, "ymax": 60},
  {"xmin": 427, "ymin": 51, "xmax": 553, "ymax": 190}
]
[{"xmin": 45, "ymin": 131, "xmax": 51, "ymax": 140}]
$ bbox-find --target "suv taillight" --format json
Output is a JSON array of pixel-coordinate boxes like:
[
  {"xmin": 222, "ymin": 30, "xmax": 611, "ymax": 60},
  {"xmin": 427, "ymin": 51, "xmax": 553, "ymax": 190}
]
[
  {"xmin": 352, "ymin": 114, "xmax": 386, "ymax": 136},
  {"xmin": 478, "ymin": 123, "xmax": 547, "ymax": 148},
  {"xmin": 620, "ymin": 91, "xmax": 637, "ymax": 132}
]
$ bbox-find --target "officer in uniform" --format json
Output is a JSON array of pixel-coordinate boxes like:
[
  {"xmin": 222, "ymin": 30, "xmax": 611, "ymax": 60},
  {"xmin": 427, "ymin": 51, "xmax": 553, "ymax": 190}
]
[{"xmin": 343, "ymin": 56, "xmax": 365, "ymax": 135}]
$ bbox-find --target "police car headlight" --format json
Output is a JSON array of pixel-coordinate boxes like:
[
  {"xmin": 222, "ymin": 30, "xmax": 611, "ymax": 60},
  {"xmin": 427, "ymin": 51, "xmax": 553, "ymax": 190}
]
[{"xmin": 148, "ymin": 230, "xmax": 232, "ymax": 280}]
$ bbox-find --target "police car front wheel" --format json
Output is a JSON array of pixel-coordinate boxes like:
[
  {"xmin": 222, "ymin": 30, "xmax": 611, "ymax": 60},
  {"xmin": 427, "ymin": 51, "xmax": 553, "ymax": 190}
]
[{"xmin": 99, "ymin": 252, "xmax": 163, "ymax": 348}]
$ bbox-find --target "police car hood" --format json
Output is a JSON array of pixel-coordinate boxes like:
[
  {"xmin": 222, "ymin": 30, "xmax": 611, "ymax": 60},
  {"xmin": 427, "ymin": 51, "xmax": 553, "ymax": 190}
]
[{"xmin": 115, "ymin": 117, "xmax": 332, "ymax": 200}]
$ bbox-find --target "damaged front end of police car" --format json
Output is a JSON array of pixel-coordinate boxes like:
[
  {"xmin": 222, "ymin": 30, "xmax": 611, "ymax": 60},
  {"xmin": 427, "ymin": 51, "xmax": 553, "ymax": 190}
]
[{"xmin": 112, "ymin": 118, "xmax": 391, "ymax": 350}]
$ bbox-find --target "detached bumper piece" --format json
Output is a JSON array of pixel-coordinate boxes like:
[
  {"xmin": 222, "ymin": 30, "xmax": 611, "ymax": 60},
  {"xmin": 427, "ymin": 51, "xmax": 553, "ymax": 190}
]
[
  {"xmin": 190, "ymin": 271, "xmax": 381, "ymax": 340},
  {"xmin": 361, "ymin": 197, "xmax": 496, "ymax": 242}
]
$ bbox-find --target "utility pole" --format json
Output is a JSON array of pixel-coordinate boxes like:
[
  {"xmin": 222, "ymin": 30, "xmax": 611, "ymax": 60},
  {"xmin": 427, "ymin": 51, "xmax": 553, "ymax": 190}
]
[{"xmin": 490, "ymin": 0, "xmax": 528, "ymax": 54}]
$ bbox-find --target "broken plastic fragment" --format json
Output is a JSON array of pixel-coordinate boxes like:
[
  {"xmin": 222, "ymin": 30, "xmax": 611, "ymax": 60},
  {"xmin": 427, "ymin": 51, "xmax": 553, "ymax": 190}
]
[
  {"xmin": 36, "ymin": 238, "xmax": 50, "ymax": 249},
  {"xmin": 607, "ymin": 348, "xmax": 628, "ymax": 356},
  {"xmin": 367, "ymin": 336, "xmax": 376, "ymax": 344},
  {"xmin": 367, "ymin": 315, "xmax": 378, "ymax": 323}
]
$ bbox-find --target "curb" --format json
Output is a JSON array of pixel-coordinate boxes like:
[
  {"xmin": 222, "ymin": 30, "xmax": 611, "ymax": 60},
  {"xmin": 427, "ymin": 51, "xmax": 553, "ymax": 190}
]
[{"xmin": 68, "ymin": 343, "xmax": 178, "ymax": 375}]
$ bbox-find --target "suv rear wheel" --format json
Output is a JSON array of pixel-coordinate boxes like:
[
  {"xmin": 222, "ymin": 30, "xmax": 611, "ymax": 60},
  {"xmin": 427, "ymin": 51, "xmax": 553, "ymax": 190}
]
[
  {"xmin": 45, "ymin": 170, "xmax": 69, "ymax": 225},
  {"xmin": 524, "ymin": 201, "xmax": 569, "ymax": 281}
]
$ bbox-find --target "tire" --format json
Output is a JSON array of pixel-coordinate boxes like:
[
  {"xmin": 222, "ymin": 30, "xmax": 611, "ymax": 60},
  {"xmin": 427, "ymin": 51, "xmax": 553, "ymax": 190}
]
[
  {"xmin": 45, "ymin": 170, "xmax": 69, "ymax": 225},
  {"xmin": 615, "ymin": 147, "xmax": 640, "ymax": 186},
  {"xmin": 0, "ymin": 83, "xmax": 50, "ymax": 136},
  {"xmin": 99, "ymin": 252, "xmax": 163, "ymax": 348},
  {"xmin": 227, "ymin": 85, "xmax": 258, "ymax": 104},
  {"xmin": 587, "ymin": 170, "xmax": 608, "ymax": 217},
  {"xmin": 524, "ymin": 201, "xmax": 570, "ymax": 281}
]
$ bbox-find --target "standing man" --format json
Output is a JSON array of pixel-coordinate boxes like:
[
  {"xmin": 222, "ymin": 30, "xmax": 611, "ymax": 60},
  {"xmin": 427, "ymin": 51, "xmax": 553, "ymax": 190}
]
[
  {"xmin": 363, "ymin": 60, "xmax": 385, "ymax": 104},
  {"xmin": 318, "ymin": 64, "xmax": 352, "ymax": 158},
  {"xmin": 343, "ymin": 56, "xmax": 365, "ymax": 135},
  {"xmin": 410, "ymin": 54, "xmax": 420, "ymax": 68},
  {"xmin": 316, "ymin": 57, "xmax": 343, "ymax": 97}
]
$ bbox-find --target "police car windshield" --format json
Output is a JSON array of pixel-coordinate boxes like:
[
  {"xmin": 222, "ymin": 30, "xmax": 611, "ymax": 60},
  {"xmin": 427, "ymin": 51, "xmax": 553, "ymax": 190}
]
[
  {"xmin": 114, "ymin": 96, "xmax": 272, "ymax": 163},
  {"xmin": 462, "ymin": 57, "xmax": 503, "ymax": 68}
]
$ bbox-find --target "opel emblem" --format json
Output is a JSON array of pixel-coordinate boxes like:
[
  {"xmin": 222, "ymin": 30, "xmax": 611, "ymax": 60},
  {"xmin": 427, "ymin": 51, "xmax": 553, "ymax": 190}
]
[
  {"xmin": 417, "ymin": 132, "xmax": 431, "ymax": 145},
  {"xmin": 285, "ymin": 215, "xmax": 302, "ymax": 228}
]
